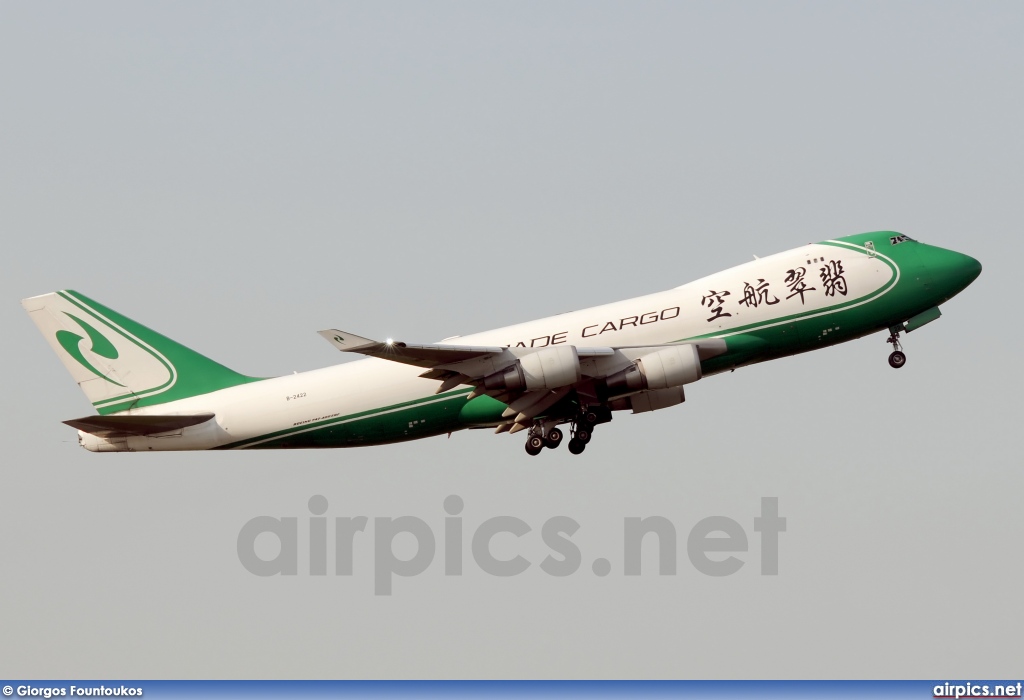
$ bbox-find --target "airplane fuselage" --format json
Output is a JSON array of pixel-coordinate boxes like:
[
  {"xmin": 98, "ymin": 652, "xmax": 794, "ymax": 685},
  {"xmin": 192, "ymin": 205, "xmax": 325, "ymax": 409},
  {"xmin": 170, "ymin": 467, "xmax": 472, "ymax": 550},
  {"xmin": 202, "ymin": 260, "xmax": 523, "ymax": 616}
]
[{"xmin": 55, "ymin": 231, "xmax": 980, "ymax": 452}]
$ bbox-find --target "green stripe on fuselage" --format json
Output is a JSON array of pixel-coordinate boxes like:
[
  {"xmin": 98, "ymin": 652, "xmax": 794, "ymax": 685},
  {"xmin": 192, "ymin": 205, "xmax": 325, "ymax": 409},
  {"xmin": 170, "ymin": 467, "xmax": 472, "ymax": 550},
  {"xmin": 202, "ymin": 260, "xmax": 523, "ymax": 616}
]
[{"xmin": 217, "ymin": 389, "xmax": 476, "ymax": 450}]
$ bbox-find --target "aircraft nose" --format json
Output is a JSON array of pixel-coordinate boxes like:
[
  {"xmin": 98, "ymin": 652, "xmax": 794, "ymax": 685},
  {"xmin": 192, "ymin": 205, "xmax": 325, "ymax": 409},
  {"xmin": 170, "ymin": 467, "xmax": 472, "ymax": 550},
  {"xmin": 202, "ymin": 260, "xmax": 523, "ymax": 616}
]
[
  {"xmin": 963, "ymin": 253, "xmax": 983, "ymax": 283},
  {"xmin": 947, "ymin": 250, "xmax": 982, "ymax": 287},
  {"xmin": 926, "ymin": 247, "xmax": 982, "ymax": 301}
]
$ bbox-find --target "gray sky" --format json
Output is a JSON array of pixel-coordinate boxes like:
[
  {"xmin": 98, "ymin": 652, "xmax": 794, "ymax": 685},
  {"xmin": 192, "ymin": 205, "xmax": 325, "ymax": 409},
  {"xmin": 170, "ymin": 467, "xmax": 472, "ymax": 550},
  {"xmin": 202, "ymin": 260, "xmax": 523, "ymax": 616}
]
[{"xmin": 1, "ymin": 0, "xmax": 1021, "ymax": 679}]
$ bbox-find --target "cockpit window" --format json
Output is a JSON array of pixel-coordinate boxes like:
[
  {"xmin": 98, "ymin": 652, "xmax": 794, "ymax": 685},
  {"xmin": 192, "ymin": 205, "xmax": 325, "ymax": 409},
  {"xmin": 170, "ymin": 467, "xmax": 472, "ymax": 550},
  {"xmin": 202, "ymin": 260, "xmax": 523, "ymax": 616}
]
[{"xmin": 889, "ymin": 234, "xmax": 915, "ymax": 245}]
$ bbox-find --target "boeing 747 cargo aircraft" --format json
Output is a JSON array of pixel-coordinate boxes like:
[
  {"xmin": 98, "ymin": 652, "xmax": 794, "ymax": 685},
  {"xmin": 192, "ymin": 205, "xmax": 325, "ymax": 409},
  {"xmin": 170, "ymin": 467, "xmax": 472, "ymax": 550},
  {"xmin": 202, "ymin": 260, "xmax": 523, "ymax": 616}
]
[{"xmin": 23, "ymin": 231, "xmax": 981, "ymax": 455}]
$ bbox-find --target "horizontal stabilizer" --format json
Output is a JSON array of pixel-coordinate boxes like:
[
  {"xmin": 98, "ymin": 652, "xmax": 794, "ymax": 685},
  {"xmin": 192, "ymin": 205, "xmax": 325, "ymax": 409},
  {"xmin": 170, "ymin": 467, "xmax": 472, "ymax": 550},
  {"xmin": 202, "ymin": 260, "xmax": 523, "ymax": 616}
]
[{"xmin": 64, "ymin": 413, "xmax": 215, "ymax": 436}]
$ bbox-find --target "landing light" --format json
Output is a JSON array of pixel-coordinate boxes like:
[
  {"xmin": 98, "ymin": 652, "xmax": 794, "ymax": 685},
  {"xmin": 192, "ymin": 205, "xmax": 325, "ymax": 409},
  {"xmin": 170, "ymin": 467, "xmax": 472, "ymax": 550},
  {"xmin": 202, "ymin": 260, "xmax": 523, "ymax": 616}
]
[{"xmin": 386, "ymin": 338, "xmax": 394, "ymax": 346}]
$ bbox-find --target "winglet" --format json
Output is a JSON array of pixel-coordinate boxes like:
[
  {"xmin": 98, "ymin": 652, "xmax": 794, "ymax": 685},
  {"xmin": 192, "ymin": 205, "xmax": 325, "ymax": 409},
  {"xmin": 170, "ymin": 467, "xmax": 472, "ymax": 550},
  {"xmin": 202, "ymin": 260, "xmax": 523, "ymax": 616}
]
[{"xmin": 318, "ymin": 329, "xmax": 384, "ymax": 353}]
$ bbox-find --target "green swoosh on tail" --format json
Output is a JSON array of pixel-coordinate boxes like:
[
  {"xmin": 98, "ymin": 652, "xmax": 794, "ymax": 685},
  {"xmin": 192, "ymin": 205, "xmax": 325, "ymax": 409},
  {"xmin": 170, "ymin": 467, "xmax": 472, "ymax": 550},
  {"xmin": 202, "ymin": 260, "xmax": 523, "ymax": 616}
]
[{"xmin": 56, "ymin": 312, "xmax": 125, "ymax": 386}]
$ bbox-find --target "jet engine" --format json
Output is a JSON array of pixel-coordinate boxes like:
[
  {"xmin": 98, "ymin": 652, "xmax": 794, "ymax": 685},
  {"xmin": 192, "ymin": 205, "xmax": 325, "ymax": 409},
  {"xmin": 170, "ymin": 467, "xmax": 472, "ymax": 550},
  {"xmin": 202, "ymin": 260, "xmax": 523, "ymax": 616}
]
[
  {"xmin": 605, "ymin": 344, "xmax": 702, "ymax": 394},
  {"xmin": 482, "ymin": 345, "xmax": 581, "ymax": 392}
]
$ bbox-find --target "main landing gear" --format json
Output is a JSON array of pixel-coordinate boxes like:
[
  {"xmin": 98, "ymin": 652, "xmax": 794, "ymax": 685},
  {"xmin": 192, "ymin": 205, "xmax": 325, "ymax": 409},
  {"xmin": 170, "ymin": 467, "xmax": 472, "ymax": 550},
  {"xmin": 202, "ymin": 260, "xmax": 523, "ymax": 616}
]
[
  {"xmin": 887, "ymin": 325, "xmax": 907, "ymax": 369},
  {"xmin": 567, "ymin": 412, "xmax": 596, "ymax": 455},
  {"xmin": 524, "ymin": 425, "xmax": 564, "ymax": 456},
  {"xmin": 522, "ymin": 410, "xmax": 599, "ymax": 456}
]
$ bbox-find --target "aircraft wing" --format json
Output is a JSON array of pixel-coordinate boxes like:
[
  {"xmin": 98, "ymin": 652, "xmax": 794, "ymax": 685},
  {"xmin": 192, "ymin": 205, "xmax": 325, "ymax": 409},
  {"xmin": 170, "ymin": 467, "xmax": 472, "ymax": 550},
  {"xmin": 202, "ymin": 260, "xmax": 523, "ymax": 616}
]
[
  {"xmin": 319, "ymin": 327, "xmax": 727, "ymax": 432},
  {"xmin": 318, "ymin": 329, "xmax": 512, "ymax": 369},
  {"xmin": 319, "ymin": 327, "xmax": 620, "ymax": 389}
]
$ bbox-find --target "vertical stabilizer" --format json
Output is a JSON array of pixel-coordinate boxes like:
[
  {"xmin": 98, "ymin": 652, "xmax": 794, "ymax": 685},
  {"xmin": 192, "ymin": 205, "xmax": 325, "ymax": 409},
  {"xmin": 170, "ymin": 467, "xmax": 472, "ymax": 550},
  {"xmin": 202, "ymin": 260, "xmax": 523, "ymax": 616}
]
[{"xmin": 22, "ymin": 290, "xmax": 263, "ymax": 414}]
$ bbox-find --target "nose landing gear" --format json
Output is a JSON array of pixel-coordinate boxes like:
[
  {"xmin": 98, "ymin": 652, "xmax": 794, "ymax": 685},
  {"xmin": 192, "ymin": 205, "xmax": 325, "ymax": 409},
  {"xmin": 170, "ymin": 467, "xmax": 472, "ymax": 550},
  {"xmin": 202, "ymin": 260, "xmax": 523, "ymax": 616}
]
[{"xmin": 887, "ymin": 325, "xmax": 907, "ymax": 369}]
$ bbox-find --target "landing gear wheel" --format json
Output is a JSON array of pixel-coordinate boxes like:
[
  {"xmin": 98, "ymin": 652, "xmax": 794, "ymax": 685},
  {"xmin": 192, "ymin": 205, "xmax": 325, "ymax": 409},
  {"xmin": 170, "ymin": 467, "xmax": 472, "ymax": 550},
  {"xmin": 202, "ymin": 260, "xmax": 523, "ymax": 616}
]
[
  {"xmin": 525, "ymin": 436, "xmax": 544, "ymax": 456},
  {"xmin": 574, "ymin": 428, "xmax": 592, "ymax": 445},
  {"xmin": 583, "ymin": 411, "xmax": 599, "ymax": 426},
  {"xmin": 544, "ymin": 428, "xmax": 563, "ymax": 449},
  {"xmin": 567, "ymin": 438, "xmax": 586, "ymax": 455},
  {"xmin": 885, "ymin": 326, "xmax": 907, "ymax": 370},
  {"xmin": 888, "ymin": 350, "xmax": 907, "ymax": 369}
]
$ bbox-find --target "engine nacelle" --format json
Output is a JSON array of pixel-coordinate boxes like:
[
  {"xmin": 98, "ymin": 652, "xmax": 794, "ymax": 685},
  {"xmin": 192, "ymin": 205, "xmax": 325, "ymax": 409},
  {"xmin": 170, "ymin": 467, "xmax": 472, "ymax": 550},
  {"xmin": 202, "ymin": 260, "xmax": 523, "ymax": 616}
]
[
  {"xmin": 605, "ymin": 344, "xmax": 702, "ymax": 394},
  {"xmin": 483, "ymin": 345, "xmax": 581, "ymax": 392}
]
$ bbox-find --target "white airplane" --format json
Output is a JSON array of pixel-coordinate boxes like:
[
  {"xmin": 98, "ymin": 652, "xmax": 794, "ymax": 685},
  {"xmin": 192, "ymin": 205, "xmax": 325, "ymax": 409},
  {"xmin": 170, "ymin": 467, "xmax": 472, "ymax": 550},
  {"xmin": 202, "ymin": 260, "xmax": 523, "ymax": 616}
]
[{"xmin": 23, "ymin": 231, "xmax": 980, "ymax": 456}]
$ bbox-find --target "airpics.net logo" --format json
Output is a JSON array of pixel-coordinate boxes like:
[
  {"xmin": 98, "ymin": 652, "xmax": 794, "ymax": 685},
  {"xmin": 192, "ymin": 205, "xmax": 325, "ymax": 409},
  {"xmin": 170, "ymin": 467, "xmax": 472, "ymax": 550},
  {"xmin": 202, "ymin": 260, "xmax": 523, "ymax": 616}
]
[
  {"xmin": 934, "ymin": 682, "xmax": 1023, "ymax": 698},
  {"xmin": 237, "ymin": 496, "xmax": 786, "ymax": 595}
]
